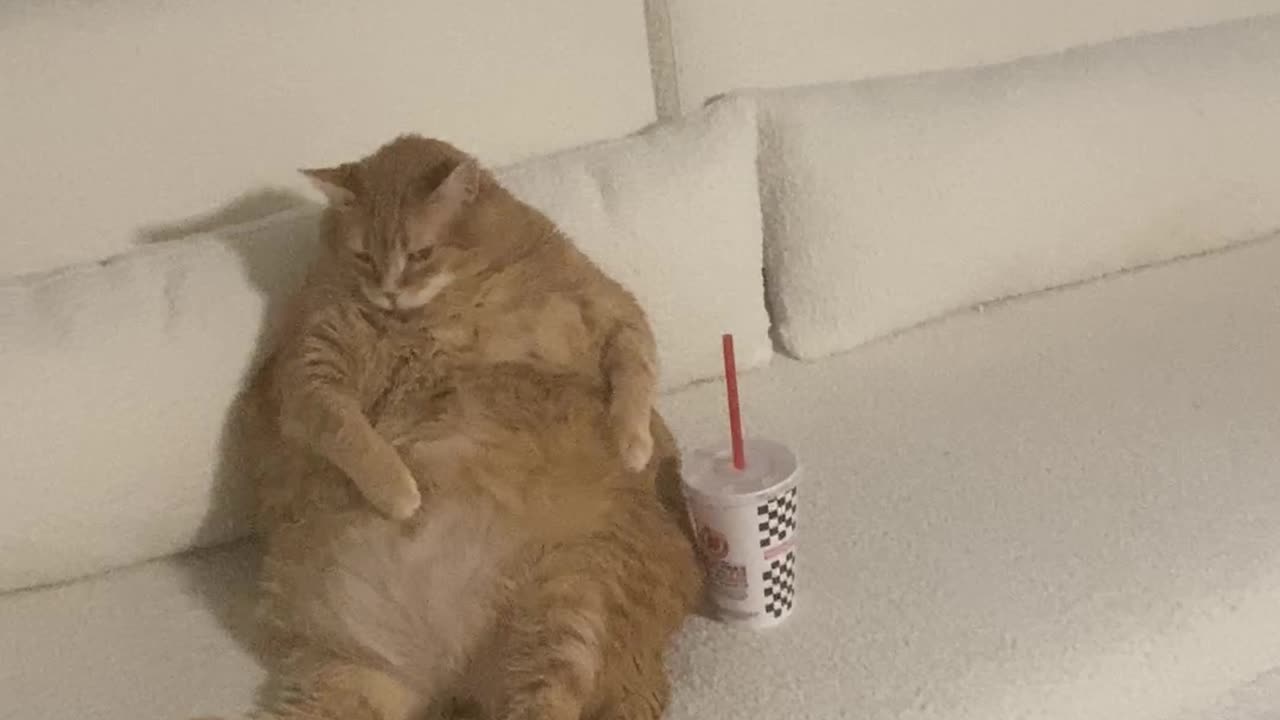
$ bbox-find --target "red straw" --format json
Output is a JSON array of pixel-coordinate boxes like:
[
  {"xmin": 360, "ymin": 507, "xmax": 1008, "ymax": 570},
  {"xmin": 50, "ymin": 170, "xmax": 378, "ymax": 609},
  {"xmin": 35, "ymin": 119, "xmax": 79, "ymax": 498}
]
[{"xmin": 722, "ymin": 333, "xmax": 746, "ymax": 470}]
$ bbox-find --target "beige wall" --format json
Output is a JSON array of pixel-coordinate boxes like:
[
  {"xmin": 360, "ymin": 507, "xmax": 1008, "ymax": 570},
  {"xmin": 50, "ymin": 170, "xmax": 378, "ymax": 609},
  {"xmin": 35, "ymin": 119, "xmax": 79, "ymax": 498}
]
[
  {"xmin": 9, "ymin": 0, "xmax": 1280, "ymax": 276},
  {"xmin": 1, "ymin": 1, "xmax": 655, "ymax": 275},
  {"xmin": 653, "ymin": 0, "xmax": 1280, "ymax": 113}
]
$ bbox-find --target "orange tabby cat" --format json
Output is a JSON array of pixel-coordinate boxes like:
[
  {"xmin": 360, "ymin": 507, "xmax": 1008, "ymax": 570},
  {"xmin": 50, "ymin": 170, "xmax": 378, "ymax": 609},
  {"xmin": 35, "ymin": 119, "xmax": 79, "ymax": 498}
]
[
  {"xmin": 231, "ymin": 135, "xmax": 702, "ymax": 720},
  {"xmin": 276, "ymin": 137, "xmax": 660, "ymax": 520}
]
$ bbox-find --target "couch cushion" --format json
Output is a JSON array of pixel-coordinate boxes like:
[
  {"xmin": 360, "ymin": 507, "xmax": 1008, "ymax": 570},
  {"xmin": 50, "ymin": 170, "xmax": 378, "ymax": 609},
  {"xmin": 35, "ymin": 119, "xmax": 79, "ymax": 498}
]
[
  {"xmin": 0, "ymin": 99, "xmax": 770, "ymax": 592},
  {"xmin": 652, "ymin": 1, "xmax": 1280, "ymax": 112},
  {"xmin": 0, "ymin": 0, "xmax": 656, "ymax": 276},
  {"xmin": 1172, "ymin": 668, "xmax": 1280, "ymax": 720},
  {"xmin": 755, "ymin": 14, "xmax": 1280, "ymax": 360},
  {"xmin": 496, "ymin": 97, "xmax": 771, "ymax": 393},
  {"xmin": 6, "ymin": 234, "xmax": 1280, "ymax": 720},
  {"xmin": 0, "ymin": 212, "xmax": 318, "ymax": 594},
  {"xmin": 0, "ymin": 543, "xmax": 263, "ymax": 720}
]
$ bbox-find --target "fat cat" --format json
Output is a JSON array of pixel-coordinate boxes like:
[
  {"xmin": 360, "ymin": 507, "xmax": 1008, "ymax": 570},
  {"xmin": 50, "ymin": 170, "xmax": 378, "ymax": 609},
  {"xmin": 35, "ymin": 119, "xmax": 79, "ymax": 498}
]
[{"xmin": 231, "ymin": 135, "xmax": 702, "ymax": 720}]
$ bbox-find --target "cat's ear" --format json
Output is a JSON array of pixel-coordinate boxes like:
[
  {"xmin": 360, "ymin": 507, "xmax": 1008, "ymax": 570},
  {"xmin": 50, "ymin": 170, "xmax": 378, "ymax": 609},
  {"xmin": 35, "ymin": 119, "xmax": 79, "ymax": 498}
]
[
  {"xmin": 300, "ymin": 164, "xmax": 359, "ymax": 208},
  {"xmin": 408, "ymin": 159, "xmax": 481, "ymax": 238},
  {"xmin": 432, "ymin": 159, "xmax": 481, "ymax": 208}
]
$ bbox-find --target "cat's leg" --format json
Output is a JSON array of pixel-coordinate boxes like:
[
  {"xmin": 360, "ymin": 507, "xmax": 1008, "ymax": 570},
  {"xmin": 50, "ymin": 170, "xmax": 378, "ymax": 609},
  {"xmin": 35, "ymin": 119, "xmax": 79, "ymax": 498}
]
[
  {"xmin": 251, "ymin": 657, "xmax": 419, "ymax": 720},
  {"xmin": 585, "ymin": 493, "xmax": 702, "ymax": 720},
  {"xmin": 478, "ymin": 556, "xmax": 609, "ymax": 720},
  {"xmin": 589, "ymin": 648, "xmax": 672, "ymax": 720},
  {"xmin": 601, "ymin": 319, "xmax": 658, "ymax": 473},
  {"xmin": 280, "ymin": 388, "xmax": 421, "ymax": 519},
  {"xmin": 277, "ymin": 307, "xmax": 420, "ymax": 520},
  {"xmin": 484, "ymin": 526, "xmax": 692, "ymax": 720},
  {"xmin": 490, "ymin": 604, "xmax": 605, "ymax": 720},
  {"xmin": 485, "ymin": 571, "xmax": 687, "ymax": 720}
]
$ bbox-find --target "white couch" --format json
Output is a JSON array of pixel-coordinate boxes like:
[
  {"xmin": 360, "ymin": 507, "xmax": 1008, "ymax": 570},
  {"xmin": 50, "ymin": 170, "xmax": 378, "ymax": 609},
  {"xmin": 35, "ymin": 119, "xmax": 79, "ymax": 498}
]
[{"xmin": 5, "ymin": 3, "xmax": 1280, "ymax": 719}]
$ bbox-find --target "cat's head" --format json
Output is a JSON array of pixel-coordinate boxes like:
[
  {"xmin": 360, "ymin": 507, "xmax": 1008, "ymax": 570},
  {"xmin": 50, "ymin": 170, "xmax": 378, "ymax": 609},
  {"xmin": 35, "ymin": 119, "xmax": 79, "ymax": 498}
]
[{"xmin": 302, "ymin": 135, "xmax": 489, "ymax": 313}]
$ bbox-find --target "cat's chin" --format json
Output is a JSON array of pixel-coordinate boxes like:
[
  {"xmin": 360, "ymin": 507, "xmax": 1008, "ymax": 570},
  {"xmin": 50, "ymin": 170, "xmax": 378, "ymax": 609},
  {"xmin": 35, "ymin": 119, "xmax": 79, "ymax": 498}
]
[
  {"xmin": 361, "ymin": 296, "xmax": 423, "ymax": 319},
  {"xmin": 362, "ymin": 292, "xmax": 395, "ymax": 312},
  {"xmin": 358, "ymin": 271, "xmax": 457, "ymax": 314},
  {"xmin": 393, "ymin": 271, "xmax": 458, "ymax": 312}
]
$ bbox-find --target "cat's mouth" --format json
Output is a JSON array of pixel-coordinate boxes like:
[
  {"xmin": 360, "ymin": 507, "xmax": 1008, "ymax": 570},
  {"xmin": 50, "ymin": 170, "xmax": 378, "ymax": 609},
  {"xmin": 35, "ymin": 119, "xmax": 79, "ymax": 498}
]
[
  {"xmin": 363, "ymin": 271, "xmax": 457, "ymax": 314},
  {"xmin": 364, "ymin": 293, "xmax": 424, "ymax": 317}
]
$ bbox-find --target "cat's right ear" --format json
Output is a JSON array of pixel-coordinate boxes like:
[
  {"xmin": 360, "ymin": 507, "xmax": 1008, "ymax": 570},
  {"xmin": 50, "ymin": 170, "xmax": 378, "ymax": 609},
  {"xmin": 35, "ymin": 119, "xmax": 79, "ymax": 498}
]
[{"xmin": 301, "ymin": 165, "xmax": 358, "ymax": 209}]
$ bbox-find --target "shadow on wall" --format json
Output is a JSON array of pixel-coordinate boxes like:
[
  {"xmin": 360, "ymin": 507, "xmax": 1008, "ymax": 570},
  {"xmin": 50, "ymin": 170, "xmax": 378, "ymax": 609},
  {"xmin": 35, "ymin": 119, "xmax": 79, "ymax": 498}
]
[
  {"xmin": 137, "ymin": 188, "xmax": 313, "ymax": 245},
  {"xmin": 138, "ymin": 189, "xmax": 323, "ymax": 668}
]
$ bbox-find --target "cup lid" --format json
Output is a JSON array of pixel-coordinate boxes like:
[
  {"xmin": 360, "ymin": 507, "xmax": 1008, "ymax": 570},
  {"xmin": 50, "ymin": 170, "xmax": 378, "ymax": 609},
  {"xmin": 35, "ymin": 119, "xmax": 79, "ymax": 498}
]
[{"xmin": 683, "ymin": 436, "xmax": 799, "ymax": 505}]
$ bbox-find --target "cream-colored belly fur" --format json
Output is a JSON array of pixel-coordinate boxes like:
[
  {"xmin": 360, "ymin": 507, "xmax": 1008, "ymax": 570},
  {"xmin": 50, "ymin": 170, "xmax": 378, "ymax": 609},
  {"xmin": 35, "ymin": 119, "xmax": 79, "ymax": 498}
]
[{"xmin": 263, "ymin": 497, "xmax": 521, "ymax": 695}]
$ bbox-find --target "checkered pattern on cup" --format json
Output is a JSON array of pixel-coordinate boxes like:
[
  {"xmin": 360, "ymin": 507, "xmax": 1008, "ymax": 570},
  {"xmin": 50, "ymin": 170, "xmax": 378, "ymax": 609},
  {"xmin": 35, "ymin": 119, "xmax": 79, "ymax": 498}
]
[
  {"xmin": 757, "ymin": 487, "xmax": 798, "ymax": 548},
  {"xmin": 763, "ymin": 550, "xmax": 797, "ymax": 619}
]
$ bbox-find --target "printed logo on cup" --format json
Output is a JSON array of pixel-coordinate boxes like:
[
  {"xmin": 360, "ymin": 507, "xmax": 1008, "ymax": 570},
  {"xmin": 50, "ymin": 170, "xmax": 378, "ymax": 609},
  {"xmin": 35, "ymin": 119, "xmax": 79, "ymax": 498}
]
[{"xmin": 699, "ymin": 526, "xmax": 730, "ymax": 561}]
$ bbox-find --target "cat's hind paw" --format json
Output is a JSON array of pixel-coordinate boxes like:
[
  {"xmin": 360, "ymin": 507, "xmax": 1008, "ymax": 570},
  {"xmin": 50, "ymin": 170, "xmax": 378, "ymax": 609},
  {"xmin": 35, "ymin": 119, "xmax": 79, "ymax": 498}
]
[{"xmin": 616, "ymin": 426, "xmax": 654, "ymax": 473}]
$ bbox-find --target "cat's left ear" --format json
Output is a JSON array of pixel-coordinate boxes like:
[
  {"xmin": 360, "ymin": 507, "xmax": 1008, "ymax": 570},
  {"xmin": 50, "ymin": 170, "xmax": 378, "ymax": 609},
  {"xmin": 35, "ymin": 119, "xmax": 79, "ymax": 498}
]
[
  {"xmin": 300, "ymin": 164, "xmax": 359, "ymax": 208},
  {"xmin": 409, "ymin": 159, "xmax": 481, "ymax": 236},
  {"xmin": 432, "ymin": 159, "xmax": 481, "ymax": 208}
]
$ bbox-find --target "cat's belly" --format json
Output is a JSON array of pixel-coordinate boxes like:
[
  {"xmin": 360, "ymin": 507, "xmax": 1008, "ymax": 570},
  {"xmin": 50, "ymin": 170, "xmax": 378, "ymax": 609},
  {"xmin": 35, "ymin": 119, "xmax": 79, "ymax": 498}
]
[{"xmin": 263, "ymin": 498, "xmax": 523, "ymax": 683}]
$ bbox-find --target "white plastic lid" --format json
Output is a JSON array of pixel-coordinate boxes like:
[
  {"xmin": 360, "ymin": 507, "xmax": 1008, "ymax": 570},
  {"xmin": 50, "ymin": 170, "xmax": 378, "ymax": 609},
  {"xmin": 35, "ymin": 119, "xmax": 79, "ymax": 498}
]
[{"xmin": 682, "ymin": 436, "xmax": 800, "ymax": 506}]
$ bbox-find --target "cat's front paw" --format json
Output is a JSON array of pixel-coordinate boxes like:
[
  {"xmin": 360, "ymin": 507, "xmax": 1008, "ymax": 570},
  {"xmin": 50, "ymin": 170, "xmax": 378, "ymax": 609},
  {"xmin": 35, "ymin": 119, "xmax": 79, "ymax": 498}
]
[
  {"xmin": 616, "ymin": 424, "xmax": 654, "ymax": 473},
  {"xmin": 357, "ymin": 450, "xmax": 422, "ymax": 520},
  {"xmin": 377, "ymin": 478, "xmax": 422, "ymax": 521}
]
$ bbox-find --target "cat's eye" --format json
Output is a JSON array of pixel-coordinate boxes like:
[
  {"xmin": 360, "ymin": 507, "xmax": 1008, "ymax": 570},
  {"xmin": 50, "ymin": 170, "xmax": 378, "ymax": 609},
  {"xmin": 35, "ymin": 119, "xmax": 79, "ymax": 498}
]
[
  {"xmin": 352, "ymin": 250, "xmax": 373, "ymax": 265},
  {"xmin": 409, "ymin": 247, "xmax": 435, "ymax": 263}
]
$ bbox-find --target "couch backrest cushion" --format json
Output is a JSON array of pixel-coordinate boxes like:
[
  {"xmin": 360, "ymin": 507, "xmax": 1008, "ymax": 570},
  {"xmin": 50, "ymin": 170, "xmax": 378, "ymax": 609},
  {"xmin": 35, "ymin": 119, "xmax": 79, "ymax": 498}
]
[
  {"xmin": 0, "ymin": 0, "xmax": 655, "ymax": 277},
  {"xmin": 0, "ymin": 212, "xmax": 317, "ymax": 592},
  {"xmin": 0, "ymin": 98, "xmax": 769, "ymax": 592},
  {"xmin": 497, "ymin": 98, "xmax": 771, "ymax": 393},
  {"xmin": 650, "ymin": 0, "xmax": 1280, "ymax": 113},
  {"xmin": 756, "ymin": 15, "xmax": 1280, "ymax": 360}
]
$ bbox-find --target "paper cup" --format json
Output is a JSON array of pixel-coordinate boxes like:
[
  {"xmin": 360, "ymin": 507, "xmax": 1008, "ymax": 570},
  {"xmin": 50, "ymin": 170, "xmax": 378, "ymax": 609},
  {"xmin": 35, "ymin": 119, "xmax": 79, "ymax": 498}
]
[{"xmin": 682, "ymin": 437, "xmax": 800, "ymax": 628}]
